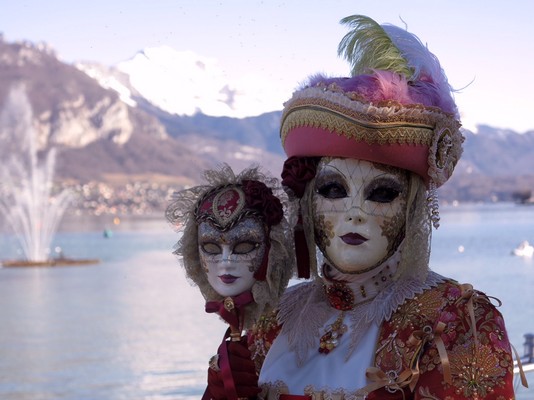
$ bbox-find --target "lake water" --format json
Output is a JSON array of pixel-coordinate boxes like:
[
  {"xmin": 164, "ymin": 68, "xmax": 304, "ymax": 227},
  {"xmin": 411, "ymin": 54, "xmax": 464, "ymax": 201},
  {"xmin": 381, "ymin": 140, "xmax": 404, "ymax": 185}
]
[{"xmin": 1, "ymin": 203, "xmax": 533, "ymax": 399}]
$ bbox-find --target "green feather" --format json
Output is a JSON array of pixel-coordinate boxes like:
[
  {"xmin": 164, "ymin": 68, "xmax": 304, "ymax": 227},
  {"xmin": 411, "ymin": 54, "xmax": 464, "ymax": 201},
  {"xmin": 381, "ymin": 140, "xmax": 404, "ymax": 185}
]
[{"xmin": 338, "ymin": 15, "xmax": 413, "ymax": 78}]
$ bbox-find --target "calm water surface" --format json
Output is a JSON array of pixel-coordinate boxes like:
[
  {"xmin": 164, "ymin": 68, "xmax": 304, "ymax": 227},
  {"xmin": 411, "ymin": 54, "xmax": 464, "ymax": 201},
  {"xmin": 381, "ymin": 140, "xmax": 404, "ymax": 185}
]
[{"xmin": 0, "ymin": 204, "xmax": 533, "ymax": 399}]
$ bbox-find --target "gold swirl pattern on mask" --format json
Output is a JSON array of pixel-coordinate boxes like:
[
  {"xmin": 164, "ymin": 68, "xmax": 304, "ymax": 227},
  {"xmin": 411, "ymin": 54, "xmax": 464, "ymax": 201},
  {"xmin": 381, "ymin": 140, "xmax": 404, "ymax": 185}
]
[
  {"xmin": 314, "ymin": 213, "xmax": 335, "ymax": 249},
  {"xmin": 379, "ymin": 202, "xmax": 407, "ymax": 253}
]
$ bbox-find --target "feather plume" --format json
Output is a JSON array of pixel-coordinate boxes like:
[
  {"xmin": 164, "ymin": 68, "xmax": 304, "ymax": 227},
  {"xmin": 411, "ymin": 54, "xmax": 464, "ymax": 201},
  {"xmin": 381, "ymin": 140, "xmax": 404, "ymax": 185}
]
[
  {"xmin": 338, "ymin": 15, "xmax": 413, "ymax": 78},
  {"xmin": 381, "ymin": 23, "xmax": 445, "ymax": 85},
  {"xmin": 382, "ymin": 23, "xmax": 457, "ymax": 115},
  {"xmin": 338, "ymin": 15, "xmax": 458, "ymax": 116}
]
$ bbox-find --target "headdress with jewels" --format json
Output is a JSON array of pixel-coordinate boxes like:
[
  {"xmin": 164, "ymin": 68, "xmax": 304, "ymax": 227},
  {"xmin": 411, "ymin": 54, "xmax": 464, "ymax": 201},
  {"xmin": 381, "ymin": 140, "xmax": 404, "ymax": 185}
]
[
  {"xmin": 165, "ymin": 164, "xmax": 294, "ymax": 326},
  {"xmin": 280, "ymin": 15, "xmax": 464, "ymax": 281}
]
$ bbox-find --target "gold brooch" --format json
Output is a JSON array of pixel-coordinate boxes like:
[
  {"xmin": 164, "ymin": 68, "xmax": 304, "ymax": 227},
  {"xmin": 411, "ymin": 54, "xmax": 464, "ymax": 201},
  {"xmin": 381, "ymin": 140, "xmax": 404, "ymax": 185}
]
[{"xmin": 224, "ymin": 297, "xmax": 235, "ymax": 312}]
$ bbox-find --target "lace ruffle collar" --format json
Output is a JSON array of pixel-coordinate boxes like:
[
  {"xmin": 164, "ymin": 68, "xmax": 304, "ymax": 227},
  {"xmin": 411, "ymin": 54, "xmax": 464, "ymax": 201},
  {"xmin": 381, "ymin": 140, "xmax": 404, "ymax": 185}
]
[{"xmin": 278, "ymin": 270, "xmax": 446, "ymax": 366}]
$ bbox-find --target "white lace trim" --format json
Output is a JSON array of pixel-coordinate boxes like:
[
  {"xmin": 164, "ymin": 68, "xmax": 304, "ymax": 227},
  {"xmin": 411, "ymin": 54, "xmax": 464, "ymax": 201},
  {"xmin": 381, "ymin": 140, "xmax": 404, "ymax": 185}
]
[{"xmin": 278, "ymin": 270, "xmax": 446, "ymax": 366}]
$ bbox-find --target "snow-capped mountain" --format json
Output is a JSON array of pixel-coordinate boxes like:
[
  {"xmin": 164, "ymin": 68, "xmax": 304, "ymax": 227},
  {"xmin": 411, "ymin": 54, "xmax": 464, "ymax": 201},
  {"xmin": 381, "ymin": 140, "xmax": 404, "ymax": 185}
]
[
  {"xmin": 0, "ymin": 37, "xmax": 285, "ymax": 184},
  {"xmin": 3, "ymin": 36, "xmax": 534, "ymax": 203},
  {"xmin": 78, "ymin": 46, "xmax": 286, "ymax": 118}
]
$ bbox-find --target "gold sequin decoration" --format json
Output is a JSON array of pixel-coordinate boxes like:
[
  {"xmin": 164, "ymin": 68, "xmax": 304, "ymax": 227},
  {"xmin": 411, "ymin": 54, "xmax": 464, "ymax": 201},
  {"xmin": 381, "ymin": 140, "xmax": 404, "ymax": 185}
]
[{"xmin": 449, "ymin": 343, "xmax": 506, "ymax": 398}]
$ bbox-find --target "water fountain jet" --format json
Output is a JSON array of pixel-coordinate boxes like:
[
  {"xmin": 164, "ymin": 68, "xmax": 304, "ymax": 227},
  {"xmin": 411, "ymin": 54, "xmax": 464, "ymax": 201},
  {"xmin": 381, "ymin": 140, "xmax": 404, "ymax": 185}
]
[{"xmin": 0, "ymin": 83, "xmax": 98, "ymax": 267}]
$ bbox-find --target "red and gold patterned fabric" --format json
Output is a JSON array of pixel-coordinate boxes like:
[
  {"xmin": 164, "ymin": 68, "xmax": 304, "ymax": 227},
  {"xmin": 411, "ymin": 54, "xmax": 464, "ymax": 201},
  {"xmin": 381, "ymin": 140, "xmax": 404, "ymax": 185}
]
[
  {"xmin": 251, "ymin": 279, "xmax": 515, "ymax": 400},
  {"xmin": 368, "ymin": 280, "xmax": 514, "ymax": 399}
]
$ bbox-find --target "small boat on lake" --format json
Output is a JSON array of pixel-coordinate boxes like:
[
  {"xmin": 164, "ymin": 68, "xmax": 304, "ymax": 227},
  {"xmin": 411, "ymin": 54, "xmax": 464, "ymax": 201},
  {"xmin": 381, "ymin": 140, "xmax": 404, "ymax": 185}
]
[
  {"xmin": 512, "ymin": 241, "xmax": 534, "ymax": 258},
  {"xmin": 512, "ymin": 240, "xmax": 534, "ymax": 257}
]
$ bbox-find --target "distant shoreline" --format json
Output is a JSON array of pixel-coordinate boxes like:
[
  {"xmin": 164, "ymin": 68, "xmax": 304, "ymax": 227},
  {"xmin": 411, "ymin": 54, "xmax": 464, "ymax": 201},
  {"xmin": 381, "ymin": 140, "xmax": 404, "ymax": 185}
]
[{"xmin": 2, "ymin": 258, "xmax": 100, "ymax": 268}]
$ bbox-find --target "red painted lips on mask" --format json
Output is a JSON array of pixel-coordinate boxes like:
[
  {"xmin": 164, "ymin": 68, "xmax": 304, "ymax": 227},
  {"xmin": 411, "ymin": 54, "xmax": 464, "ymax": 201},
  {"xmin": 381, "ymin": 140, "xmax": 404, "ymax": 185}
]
[
  {"xmin": 219, "ymin": 274, "xmax": 239, "ymax": 284},
  {"xmin": 340, "ymin": 233, "xmax": 368, "ymax": 246}
]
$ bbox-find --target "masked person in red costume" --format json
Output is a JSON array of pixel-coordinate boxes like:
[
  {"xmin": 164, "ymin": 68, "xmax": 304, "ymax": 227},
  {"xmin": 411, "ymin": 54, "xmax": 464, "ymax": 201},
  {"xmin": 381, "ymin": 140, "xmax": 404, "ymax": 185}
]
[
  {"xmin": 166, "ymin": 164, "xmax": 294, "ymax": 400},
  {"xmin": 250, "ymin": 15, "xmax": 522, "ymax": 399}
]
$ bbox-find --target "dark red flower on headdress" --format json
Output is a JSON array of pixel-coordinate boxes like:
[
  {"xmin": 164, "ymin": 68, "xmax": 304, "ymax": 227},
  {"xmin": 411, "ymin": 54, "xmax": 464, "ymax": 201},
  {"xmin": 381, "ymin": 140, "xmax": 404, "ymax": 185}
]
[
  {"xmin": 241, "ymin": 180, "xmax": 283, "ymax": 227},
  {"xmin": 281, "ymin": 156, "xmax": 321, "ymax": 198}
]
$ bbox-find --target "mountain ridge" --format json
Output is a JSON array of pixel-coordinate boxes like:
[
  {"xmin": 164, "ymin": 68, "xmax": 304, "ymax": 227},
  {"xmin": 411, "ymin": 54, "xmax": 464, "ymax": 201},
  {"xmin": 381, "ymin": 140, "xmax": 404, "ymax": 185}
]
[{"xmin": 1, "ymin": 36, "xmax": 533, "ymax": 210}]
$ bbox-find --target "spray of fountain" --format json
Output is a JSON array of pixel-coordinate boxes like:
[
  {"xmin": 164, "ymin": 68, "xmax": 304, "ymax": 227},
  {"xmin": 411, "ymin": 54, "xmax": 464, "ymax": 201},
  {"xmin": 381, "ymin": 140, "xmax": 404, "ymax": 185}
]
[{"xmin": 0, "ymin": 83, "xmax": 72, "ymax": 262}]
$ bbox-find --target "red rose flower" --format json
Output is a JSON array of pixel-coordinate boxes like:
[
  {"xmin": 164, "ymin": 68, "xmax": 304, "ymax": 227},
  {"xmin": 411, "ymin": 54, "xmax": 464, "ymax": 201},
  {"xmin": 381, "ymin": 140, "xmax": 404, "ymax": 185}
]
[
  {"xmin": 262, "ymin": 199, "xmax": 283, "ymax": 227},
  {"xmin": 242, "ymin": 180, "xmax": 267, "ymax": 208},
  {"xmin": 242, "ymin": 180, "xmax": 283, "ymax": 227},
  {"xmin": 281, "ymin": 156, "xmax": 321, "ymax": 198}
]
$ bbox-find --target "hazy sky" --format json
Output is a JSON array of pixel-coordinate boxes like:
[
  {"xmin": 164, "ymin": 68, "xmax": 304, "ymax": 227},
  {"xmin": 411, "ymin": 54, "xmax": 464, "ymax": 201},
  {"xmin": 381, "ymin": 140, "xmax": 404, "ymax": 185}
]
[{"xmin": 2, "ymin": 0, "xmax": 534, "ymax": 133}]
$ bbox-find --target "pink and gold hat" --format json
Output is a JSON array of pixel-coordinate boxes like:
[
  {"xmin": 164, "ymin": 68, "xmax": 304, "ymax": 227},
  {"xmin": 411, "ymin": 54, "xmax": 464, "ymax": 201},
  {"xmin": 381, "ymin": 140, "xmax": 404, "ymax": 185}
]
[
  {"xmin": 280, "ymin": 15, "xmax": 464, "ymax": 189},
  {"xmin": 281, "ymin": 16, "xmax": 465, "ymax": 278}
]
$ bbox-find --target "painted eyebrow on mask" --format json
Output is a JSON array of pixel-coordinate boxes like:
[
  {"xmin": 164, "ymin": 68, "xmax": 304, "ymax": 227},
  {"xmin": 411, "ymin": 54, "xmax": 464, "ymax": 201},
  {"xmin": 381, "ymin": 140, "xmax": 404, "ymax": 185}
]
[
  {"xmin": 314, "ymin": 167, "xmax": 349, "ymax": 188},
  {"xmin": 363, "ymin": 176, "xmax": 405, "ymax": 202}
]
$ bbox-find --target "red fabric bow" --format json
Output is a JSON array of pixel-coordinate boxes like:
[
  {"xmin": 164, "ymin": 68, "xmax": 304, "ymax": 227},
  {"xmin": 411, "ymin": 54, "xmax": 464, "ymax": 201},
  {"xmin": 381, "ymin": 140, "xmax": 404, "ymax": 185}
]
[{"xmin": 205, "ymin": 291, "xmax": 255, "ymax": 330}]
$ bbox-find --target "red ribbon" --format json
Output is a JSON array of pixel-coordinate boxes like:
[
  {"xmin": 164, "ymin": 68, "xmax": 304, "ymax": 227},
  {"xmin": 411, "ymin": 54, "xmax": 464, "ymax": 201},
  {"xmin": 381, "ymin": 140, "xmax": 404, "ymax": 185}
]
[
  {"xmin": 205, "ymin": 292, "xmax": 255, "ymax": 400},
  {"xmin": 205, "ymin": 291, "xmax": 254, "ymax": 330},
  {"xmin": 294, "ymin": 216, "xmax": 310, "ymax": 279},
  {"xmin": 218, "ymin": 336, "xmax": 238, "ymax": 400},
  {"xmin": 253, "ymin": 238, "xmax": 270, "ymax": 281}
]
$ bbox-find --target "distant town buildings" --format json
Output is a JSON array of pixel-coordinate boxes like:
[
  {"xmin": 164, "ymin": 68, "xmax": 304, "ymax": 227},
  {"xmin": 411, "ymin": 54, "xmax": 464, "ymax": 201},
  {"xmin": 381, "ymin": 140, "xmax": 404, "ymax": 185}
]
[{"xmin": 62, "ymin": 181, "xmax": 182, "ymax": 217}]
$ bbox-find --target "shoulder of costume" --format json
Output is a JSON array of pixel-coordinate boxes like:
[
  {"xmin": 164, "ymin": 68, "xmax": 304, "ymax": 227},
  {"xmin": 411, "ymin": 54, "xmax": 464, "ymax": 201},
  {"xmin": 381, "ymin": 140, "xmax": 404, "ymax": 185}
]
[
  {"xmin": 419, "ymin": 272, "xmax": 499, "ymax": 304},
  {"xmin": 277, "ymin": 279, "xmax": 324, "ymax": 324},
  {"xmin": 393, "ymin": 272, "xmax": 503, "ymax": 324},
  {"xmin": 281, "ymin": 279, "xmax": 322, "ymax": 302}
]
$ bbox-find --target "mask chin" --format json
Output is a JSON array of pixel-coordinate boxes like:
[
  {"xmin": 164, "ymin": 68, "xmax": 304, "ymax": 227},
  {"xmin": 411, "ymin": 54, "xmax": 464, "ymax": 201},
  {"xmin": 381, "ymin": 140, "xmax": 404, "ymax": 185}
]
[
  {"xmin": 322, "ymin": 253, "xmax": 386, "ymax": 275},
  {"xmin": 319, "ymin": 229, "xmax": 405, "ymax": 277},
  {"xmin": 322, "ymin": 241, "xmax": 405, "ymax": 286}
]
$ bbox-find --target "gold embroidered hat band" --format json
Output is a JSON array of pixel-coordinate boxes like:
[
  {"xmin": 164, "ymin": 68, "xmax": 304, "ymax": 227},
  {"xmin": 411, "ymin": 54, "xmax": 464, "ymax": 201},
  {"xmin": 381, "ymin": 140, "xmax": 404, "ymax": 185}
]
[{"xmin": 281, "ymin": 83, "xmax": 463, "ymax": 189}]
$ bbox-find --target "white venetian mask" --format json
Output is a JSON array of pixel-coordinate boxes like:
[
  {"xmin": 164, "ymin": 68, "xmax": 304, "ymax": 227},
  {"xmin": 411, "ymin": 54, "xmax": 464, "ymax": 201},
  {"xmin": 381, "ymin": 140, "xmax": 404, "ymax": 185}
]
[
  {"xmin": 312, "ymin": 158, "xmax": 408, "ymax": 274},
  {"xmin": 198, "ymin": 217, "xmax": 266, "ymax": 297}
]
